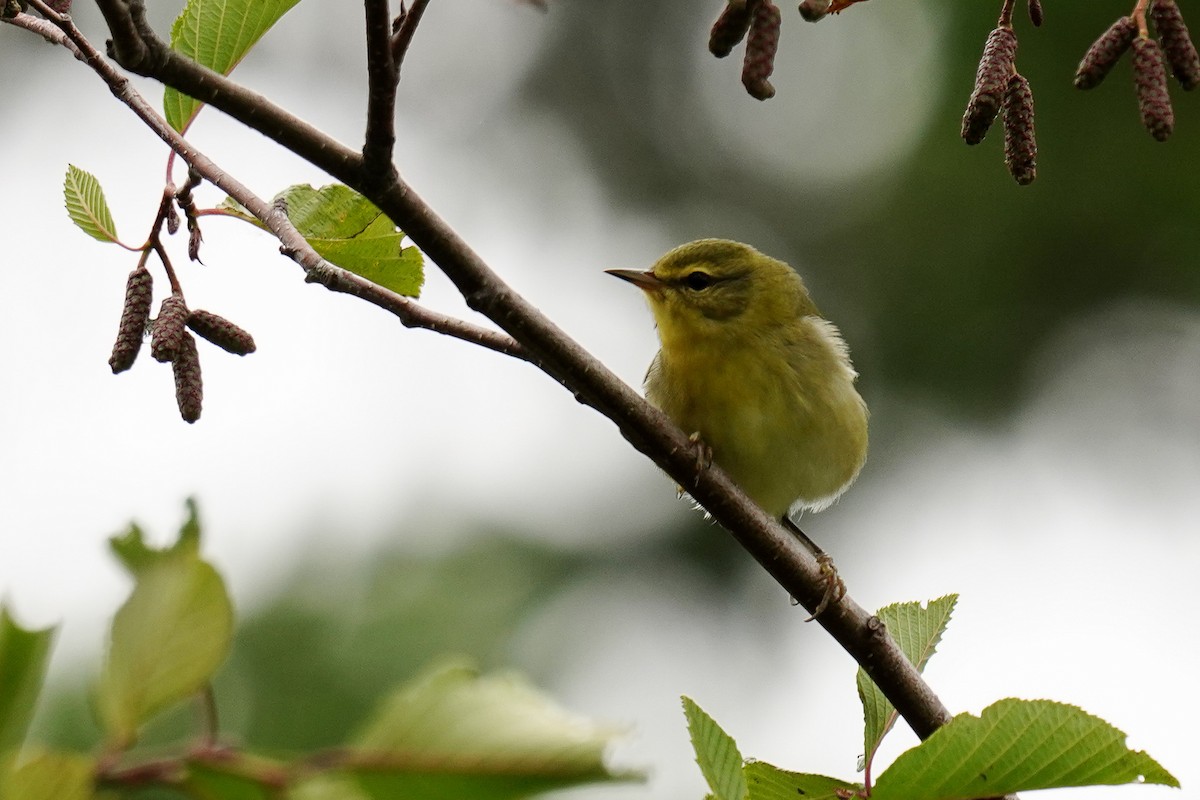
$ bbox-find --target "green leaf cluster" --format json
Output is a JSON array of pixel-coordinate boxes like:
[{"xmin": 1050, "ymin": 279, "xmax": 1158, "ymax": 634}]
[
  {"xmin": 684, "ymin": 594, "xmax": 1178, "ymax": 800},
  {"xmin": 0, "ymin": 503, "xmax": 629, "ymax": 800}
]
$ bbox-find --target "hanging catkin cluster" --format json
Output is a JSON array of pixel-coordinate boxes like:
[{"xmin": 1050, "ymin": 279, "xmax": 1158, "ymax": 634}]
[
  {"xmin": 1074, "ymin": 0, "xmax": 1199, "ymax": 141},
  {"xmin": 108, "ymin": 276, "xmax": 255, "ymax": 424},
  {"xmin": 961, "ymin": 20, "xmax": 1037, "ymax": 185},
  {"xmin": 707, "ymin": 0, "xmax": 783, "ymax": 101}
]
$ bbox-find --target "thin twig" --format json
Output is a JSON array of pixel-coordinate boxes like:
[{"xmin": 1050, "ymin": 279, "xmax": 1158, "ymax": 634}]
[
  {"xmin": 363, "ymin": 0, "xmax": 399, "ymax": 182},
  {"xmin": 390, "ymin": 0, "xmax": 432, "ymax": 79}
]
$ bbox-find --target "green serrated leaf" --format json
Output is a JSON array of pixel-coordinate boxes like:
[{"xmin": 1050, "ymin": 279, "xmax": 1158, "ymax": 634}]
[
  {"xmin": 97, "ymin": 510, "xmax": 233, "ymax": 747},
  {"xmin": 275, "ymin": 184, "xmax": 424, "ymax": 297},
  {"xmin": 682, "ymin": 696, "xmax": 747, "ymax": 800},
  {"xmin": 0, "ymin": 608, "xmax": 57, "ymax": 787},
  {"xmin": 857, "ymin": 594, "xmax": 957, "ymax": 768},
  {"xmin": 870, "ymin": 698, "xmax": 1179, "ymax": 800},
  {"xmin": 63, "ymin": 165, "xmax": 120, "ymax": 244},
  {"xmin": 743, "ymin": 762, "xmax": 861, "ymax": 800},
  {"xmin": 350, "ymin": 660, "xmax": 630, "ymax": 800},
  {"xmin": 4, "ymin": 750, "xmax": 94, "ymax": 800},
  {"xmin": 164, "ymin": 0, "xmax": 302, "ymax": 131}
]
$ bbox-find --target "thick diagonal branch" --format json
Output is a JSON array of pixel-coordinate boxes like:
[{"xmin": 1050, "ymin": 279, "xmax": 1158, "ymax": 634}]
[{"xmin": 55, "ymin": 0, "xmax": 953, "ymax": 742}]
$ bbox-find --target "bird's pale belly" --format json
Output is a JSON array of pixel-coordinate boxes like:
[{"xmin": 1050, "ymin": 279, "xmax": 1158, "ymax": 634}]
[{"xmin": 647, "ymin": 344, "xmax": 866, "ymax": 517}]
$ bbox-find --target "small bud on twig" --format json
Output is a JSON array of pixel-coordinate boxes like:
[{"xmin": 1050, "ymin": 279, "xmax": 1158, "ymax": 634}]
[
  {"xmin": 1132, "ymin": 36, "xmax": 1175, "ymax": 140},
  {"xmin": 108, "ymin": 266, "xmax": 153, "ymax": 374},
  {"xmin": 1074, "ymin": 16, "xmax": 1138, "ymax": 89},
  {"xmin": 166, "ymin": 202, "xmax": 180, "ymax": 235},
  {"xmin": 961, "ymin": 27, "xmax": 1018, "ymax": 145},
  {"xmin": 709, "ymin": 0, "xmax": 753, "ymax": 58},
  {"xmin": 188, "ymin": 223, "xmax": 203, "ymax": 263},
  {"xmin": 1003, "ymin": 73, "xmax": 1037, "ymax": 185},
  {"xmin": 187, "ymin": 310, "xmax": 257, "ymax": 356},
  {"xmin": 742, "ymin": 0, "xmax": 781, "ymax": 100},
  {"xmin": 1150, "ymin": 0, "xmax": 1200, "ymax": 90},
  {"xmin": 150, "ymin": 294, "xmax": 188, "ymax": 363},
  {"xmin": 172, "ymin": 332, "xmax": 203, "ymax": 423}
]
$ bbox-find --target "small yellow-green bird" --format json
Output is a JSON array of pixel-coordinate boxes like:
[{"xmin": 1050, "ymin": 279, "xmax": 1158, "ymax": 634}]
[{"xmin": 607, "ymin": 238, "xmax": 868, "ymax": 522}]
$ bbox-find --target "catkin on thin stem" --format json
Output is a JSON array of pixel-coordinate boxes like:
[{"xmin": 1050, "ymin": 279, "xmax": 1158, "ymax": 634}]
[
  {"xmin": 1132, "ymin": 36, "xmax": 1175, "ymax": 140},
  {"xmin": 108, "ymin": 266, "xmax": 153, "ymax": 374},
  {"xmin": 1150, "ymin": 0, "xmax": 1200, "ymax": 89},
  {"xmin": 742, "ymin": 0, "xmax": 781, "ymax": 100},
  {"xmin": 961, "ymin": 27, "xmax": 1018, "ymax": 145},
  {"xmin": 1074, "ymin": 16, "xmax": 1138, "ymax": 89},
  {"xmin": 1003, "ymin": 74, "xmax": 1037, "ymax": 185}
]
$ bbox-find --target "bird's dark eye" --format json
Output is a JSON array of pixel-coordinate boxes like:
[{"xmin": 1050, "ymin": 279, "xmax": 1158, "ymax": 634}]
[{"xmin": 684, "ymin": 271, "xmax": 714, "ymax": 291}]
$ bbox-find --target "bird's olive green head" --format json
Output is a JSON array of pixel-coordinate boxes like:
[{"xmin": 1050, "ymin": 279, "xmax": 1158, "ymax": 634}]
[{"xmin": 607, "ymin": 239, "xmax": 819, "ymax": 344}]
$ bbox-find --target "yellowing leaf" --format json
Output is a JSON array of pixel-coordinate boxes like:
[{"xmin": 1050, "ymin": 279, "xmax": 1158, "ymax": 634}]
[
  {"xmin": 97, "ymin": 502, "xmax": 233, "ymax": 747},
  {"xmin": 5, "ymin": 751, "xmax": 94, "ymax": 800},
  {"xmin": 350, "ymin": 661, "xmax": 630, "ymax": 800}
]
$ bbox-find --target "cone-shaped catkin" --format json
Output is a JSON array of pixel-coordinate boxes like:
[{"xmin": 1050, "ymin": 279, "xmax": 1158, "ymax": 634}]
[
  {"xmin": 1028, "ymin": 0, "xmax": 1043, "ymax": 27},
  {"xmin": 172, "ymin": 333, "xmax": 203, "ymax": 424},
  {"xmin": 1075, "ymin": 17, "xmax": 1138, "ymax": 89},
  {"xmin": 1003, "ymin": 74, "xmax": 1037, "ymax": 185},
  {"xmin": 961, "ymin": 27, "xmax": 1018, "ymax": 145},
  {"xmin": 1133, "ymin": 36, "xmax": 1175, "ymax": 140},
  {"xmin": 108, "ymin": 266, "xmax": 153, "ymax": 374},
  {"xmin": 741, "ymin": 0, "xmax": 781, "ymax": 100},
  {"xmin": 798, "ymin": 0, "xmax": 830, "ymax": 22},
  {"xmin": 150, "ymin": 294, "xmax": 188, "ymax": 363},
  {"xmin": 187, "ymin": 310, "xmax": 257, "ymax": 356},
  {"xmin": 709, "ymin": 0, "xmax": 753, "ymax": 58},
  {"xmin": 1151, "ymin": 0, "xmax": 1200, "ymax": 90}
]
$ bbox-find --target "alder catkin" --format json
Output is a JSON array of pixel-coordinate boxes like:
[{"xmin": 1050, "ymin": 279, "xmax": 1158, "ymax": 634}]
[
  {"xmin": 187, "ymin": 310, "xmax": 257, "ymax": 356},
  {"xmin": 1074, "ymin": 16, "xmax": 1138, "ymax": 89},
  {"xmin": 150, "ymin": 294, "xmax": 189, "ymax": 363},
  {"xmin": 108, "ymin": 266, "xmax": 153, "ymax": 374},
  {"xmin": 741, "ymin": 0, "xmax": 781, "ymax": 100},
  {"xmin": 709, "ymin": 0, "xmax": 753, "ymax": 58},
  {"xmin": 1003, "ymin": 74, "xmax": 1037, "ymax": 185},
  {"xmin": 172, "ymin": 333, "xmax": 203, "ymax": 424},
  {"xmin": 1027, "ymin": 0, "xmax": 1043, "ymax": 28},
  {"xmin": 1133, "ymin": 36, "xmax": 1175, "ymax": 140},
  {"xmin": 961, "ymin": 27, "xmax": 1019, "ymax": 145},
  {"xmin": 1150, "ymin": 0, "xmax": 1200, "ymax": 90}
]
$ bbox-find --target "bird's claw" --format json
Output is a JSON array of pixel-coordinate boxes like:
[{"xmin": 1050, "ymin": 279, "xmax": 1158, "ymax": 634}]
[
  {"xmin": 804, "ymin": 552, "xmax": 845, "ymax": 622},
  {"xmin": 670, "ymin": 432, "xmax": 713, "ymax": 492}
]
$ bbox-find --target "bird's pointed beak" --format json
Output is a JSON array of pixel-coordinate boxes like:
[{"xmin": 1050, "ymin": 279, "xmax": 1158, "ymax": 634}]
[{"xmin": 605, "ymin": 268, "xmax": 665, "ymax": 293}]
